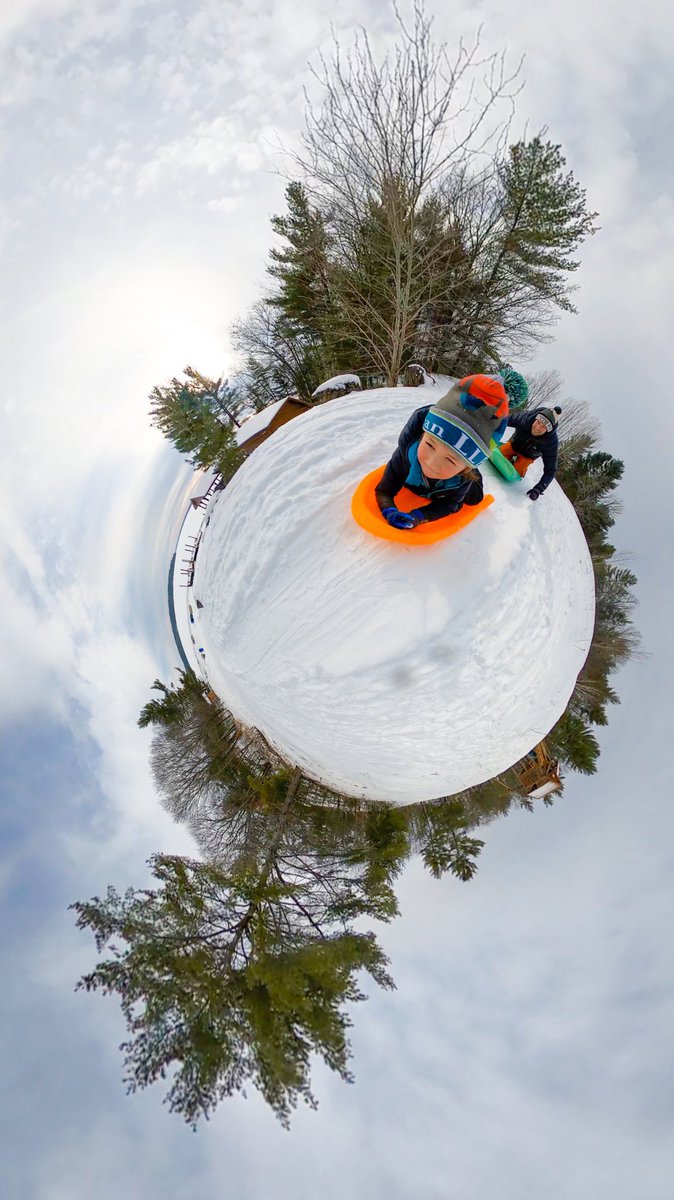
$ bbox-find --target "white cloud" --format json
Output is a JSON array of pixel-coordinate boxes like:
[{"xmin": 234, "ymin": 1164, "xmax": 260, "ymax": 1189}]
[
  {"xmin": 0, "ymin": 0, "xmax": 72, "ymax": 42},
  {"xmin": 135, "ymin": 114, "xmax": 267, "ymax": 195}
]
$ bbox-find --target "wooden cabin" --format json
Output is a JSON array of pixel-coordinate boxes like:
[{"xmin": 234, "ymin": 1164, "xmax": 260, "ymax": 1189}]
[
  {"xmin": 512, "ymin": 741, "xmax": 563, "ymax": 799},
  {"xmin": 235, "ymin": 396, "xmax": 312, "ymax": 455}
]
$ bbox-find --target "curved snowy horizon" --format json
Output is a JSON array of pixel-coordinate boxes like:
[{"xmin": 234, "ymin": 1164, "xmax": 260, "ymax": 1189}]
[{"xmin": 194, "ymin": 384, "xmax": 595, "ymax": 802}]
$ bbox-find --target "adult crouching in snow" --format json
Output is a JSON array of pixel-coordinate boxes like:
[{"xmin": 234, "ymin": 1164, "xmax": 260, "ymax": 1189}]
[
  {"xmin": 375, "ymin": 375, "xmax": 509, "ymax": 530},
  {"xmin": 499, "ymin": 406, "xmax": 562, "ymax": 501}
]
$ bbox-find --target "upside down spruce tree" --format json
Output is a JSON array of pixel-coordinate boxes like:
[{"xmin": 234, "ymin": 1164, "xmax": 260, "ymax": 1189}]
[
  {"xmin": 72, "ymin": 662, "xmax": 491, "ymax": 1126},
  {"xmin": 71, "ymin": 769, "xmax": 400, "ymax": 1128},
  {"xmin": 71, "ymin": 852, "xmax": 394, "ymax": 1128}
]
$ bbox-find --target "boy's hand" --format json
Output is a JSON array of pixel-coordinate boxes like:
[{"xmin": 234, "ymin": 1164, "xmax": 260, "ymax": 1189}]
[
  {"xmin": 381, "ymin": 506, "xmax": 418, "ymax": 530},
  {"xmin": 527, "ymin": 486, "xmax": 541, "ymax": 501}
]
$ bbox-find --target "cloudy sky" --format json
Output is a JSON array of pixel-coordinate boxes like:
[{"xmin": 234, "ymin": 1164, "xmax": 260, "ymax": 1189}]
[{"xmin": 1, "ymin": 0, "xmax": 673, "ymax": 1196}]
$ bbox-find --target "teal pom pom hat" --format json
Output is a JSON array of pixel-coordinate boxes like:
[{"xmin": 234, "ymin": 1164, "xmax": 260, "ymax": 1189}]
[
  {"xmin": 423, "ymin": 375, "xmax": 509, "ymax": 467},
  {"xmin": 500, "ymin": 365, "xmax": 529, "ymax": 410}
]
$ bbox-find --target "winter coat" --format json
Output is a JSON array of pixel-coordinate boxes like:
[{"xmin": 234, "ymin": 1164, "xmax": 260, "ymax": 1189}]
[
  {"xmin": 507, "ymin": 409, "xmax": 560, "ymax": 493},
  {"xmin": 375, "ymin": 406, "xmax": 484, "ymax": 521}
]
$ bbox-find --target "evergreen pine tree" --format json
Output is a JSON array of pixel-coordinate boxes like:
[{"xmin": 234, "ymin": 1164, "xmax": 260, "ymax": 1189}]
[
  {"xmin": 138, "ymin": 670, "xmax": 208, "ymax": 729},
  {"xmin": 71, "ymin": 850, "xmax": 394, "ymax": 1128},
  {"xmin": 415, "ymin": 801, "xmax": 485, "ymax": 880},
  {"xmin": 450, "ymin": 137, "xmax": 599, "ymax": 366},
  {"xmin": 149, "ymin": 366, "xmax": 243, "ymax": 479},
  {"xmin": 546, "ymin": 712, "xmax": 601, "ymax": 775},
  {"xmin": 267, "ymin": 182, "xmax": 334, "ymax": 337},
  {"xmin": 559, "ymin": 451, "xmax": 624, "ymax": 541}
]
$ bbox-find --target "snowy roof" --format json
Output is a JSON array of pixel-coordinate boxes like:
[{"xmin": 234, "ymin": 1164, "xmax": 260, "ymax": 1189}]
[
  {"xmin": 311, "ymin": 373, "xmax": 361, "ymax": 397},
  {"xmin": 234, "ymin": 399, "xmax": 288, "ymax": 446},
  {"xmin": 527, "ymin": 780, "xmax": 561, "ymax": 799},
  {"xmin": 195, "ymin": 383, "xmax": 595, "ymax": 804}
]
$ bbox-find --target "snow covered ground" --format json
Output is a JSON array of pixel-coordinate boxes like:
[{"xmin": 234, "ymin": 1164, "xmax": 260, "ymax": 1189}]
[{"xmin": 193, "ymin": 381, "xmax": 595, "ymax": 803}]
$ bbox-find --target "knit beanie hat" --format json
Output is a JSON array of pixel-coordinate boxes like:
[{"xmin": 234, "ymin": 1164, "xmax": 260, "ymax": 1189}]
[
  {"xmin": 423, "ymin": 375, "xmax": 509, "ymax": 466},
  {"xmin": 500, "ymin": 366, "xmax": 529, "ymax": 410},
  {"xmin": 536, "ymin": 405, "xmax": 562, "ymax": 433}
]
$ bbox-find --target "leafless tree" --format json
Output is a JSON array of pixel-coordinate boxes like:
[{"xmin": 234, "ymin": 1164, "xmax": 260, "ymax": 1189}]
[
  {"xmin": 232, "ymin": 301, "xmax": 325, "ymax": 405},
  {"xmin": 287, "ymin": 2, "xmax": 522, "ymax": 384},
  {"xmin": 297, "ymin": 4, "xmax": 520, "ymax": 215}
]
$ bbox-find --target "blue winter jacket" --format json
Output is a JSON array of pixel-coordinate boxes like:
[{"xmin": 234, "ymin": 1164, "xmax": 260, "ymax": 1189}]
[{"xmin": 375, "ymin": 406, "xmax": 484, "ymax": 521}]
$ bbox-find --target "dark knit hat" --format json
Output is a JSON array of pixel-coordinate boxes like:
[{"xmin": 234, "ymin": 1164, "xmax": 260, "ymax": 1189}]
[
  {"xmin": 423, "ymin": 375, "xmax": 509, "ymax": 466},
  {"xmin": 536, "ymin": 405, "xmax": 562, "ymax": 433}
]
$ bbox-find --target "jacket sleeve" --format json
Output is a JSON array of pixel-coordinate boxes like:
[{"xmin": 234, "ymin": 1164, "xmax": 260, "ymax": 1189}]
[
  {"xmin": 506, "ymin": 411, "xmax": 533, "ymax": 432},
  {"xmin": 537, "ymin": 440, "xmax": 559, "ymax": 492},
  {"xmin": 375, "ymin": 407, "xmax": 429, "ymax": 512},
  {"xmin": 417, "ymin": 472, "xmax": 484, "ymax": 522}
]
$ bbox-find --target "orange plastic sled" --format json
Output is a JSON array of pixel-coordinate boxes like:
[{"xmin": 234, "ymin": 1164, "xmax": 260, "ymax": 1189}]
[{"xmin": 351, "ymin": 466, "xmax": 494, "ymax": 545}]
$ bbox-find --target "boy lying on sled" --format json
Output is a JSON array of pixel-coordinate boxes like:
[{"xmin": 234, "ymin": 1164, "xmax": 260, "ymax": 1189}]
[{"xmin": 375, "ymin": 375, "xmax": 509, "ymax": 530}]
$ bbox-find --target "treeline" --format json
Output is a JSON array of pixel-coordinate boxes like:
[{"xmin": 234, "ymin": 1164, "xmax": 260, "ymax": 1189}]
[
  {"xmin": 138, "ymin": 671, "xmax": 486, "ymax": 885},
  {"xmin": 235, "ymin": 137, "xmax": 596, "ymax": 404},
  {"xmin": 524, "ymin": 373, "xmax": 639, "ymax": 775}
]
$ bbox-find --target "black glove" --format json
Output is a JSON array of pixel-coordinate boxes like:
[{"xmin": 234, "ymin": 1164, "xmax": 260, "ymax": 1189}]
[{"xmin": 527, "ymin": 486, "xmax": 541, "ymax": 501}]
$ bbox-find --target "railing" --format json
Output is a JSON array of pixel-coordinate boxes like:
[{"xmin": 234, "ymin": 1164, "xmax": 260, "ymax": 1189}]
[{"xmin": 178, "ymin": 474, "xmax": 223, "ymax": 587}]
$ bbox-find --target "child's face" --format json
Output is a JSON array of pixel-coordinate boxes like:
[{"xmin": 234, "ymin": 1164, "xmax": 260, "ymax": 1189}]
[{"xmin": 417, "ymin": 433, "xmax": 466, "ymax": 480}]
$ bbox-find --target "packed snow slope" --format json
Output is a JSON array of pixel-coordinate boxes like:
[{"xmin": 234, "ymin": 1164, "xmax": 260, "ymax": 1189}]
[{"xmin": 195, "ymin": 381, "xmax": 595, "ymax": 803}]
